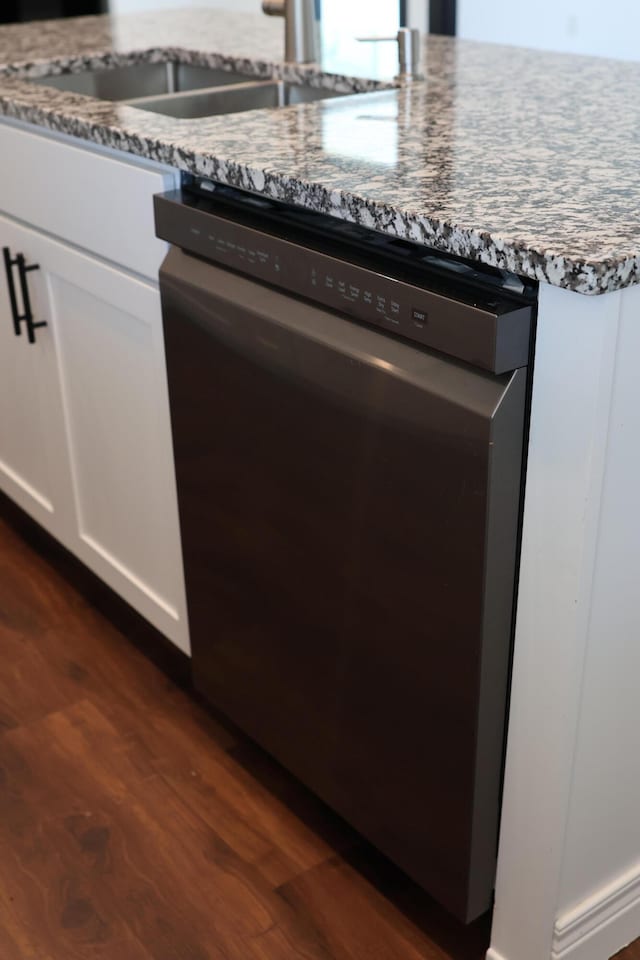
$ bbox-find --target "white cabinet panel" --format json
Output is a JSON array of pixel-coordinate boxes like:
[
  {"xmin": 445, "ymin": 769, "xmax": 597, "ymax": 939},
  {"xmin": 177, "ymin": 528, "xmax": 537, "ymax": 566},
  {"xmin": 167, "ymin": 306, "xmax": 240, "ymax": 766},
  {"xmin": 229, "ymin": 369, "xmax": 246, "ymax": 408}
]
[
  {"xmin": 47, "ymin": 247, "xmax": 188, "ymax": 649},
  {"xmin": 0, "ymin": 214, "xmax": 73, "ymax": 537}
]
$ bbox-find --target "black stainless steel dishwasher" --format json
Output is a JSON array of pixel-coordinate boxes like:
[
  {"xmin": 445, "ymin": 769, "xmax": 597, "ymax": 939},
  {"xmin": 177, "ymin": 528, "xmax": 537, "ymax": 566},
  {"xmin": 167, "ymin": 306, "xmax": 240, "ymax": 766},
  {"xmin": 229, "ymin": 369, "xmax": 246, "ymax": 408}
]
[{"xmin": 154, "ymin": 182, "xmax": 535, "ymax": 923}]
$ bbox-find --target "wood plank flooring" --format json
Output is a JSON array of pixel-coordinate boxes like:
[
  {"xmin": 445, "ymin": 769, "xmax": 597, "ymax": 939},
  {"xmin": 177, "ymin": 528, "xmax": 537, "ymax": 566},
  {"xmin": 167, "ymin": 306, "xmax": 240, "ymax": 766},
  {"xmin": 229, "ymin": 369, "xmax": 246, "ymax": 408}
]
[
  {"xmin": 614, "ymin": 943, "xmax": 640, "ymax": 960},
  {"xmin": 1, "ymin": 498, "xmax": 639, "ymax": 960},
  {"xmin": 0, "ymin": 501, "xmax": 491, "ymax": 960}
]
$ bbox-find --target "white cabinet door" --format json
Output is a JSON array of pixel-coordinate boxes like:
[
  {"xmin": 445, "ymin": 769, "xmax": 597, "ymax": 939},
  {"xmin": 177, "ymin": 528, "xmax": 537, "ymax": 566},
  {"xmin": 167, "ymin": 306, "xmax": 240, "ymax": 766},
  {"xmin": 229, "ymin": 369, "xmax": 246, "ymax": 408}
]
[
  {"xmin": 45, "ymin": 234, "xmax": 189, "ymax": 653},
  {"xmin": 0, "ymin": 214, "xmax": 73, "ymax": 538},
  {"xmin": 0, "ymin": 213, "xmax": 188, "ymax": 653}
]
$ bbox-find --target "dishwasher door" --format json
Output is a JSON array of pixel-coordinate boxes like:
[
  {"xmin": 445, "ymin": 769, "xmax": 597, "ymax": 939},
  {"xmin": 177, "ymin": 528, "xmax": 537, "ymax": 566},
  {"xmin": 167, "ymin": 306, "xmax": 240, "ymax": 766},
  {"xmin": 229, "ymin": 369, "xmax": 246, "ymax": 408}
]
[{"xmin": 160, "ymin": 246, "xmax": 527, "ymax": 923}]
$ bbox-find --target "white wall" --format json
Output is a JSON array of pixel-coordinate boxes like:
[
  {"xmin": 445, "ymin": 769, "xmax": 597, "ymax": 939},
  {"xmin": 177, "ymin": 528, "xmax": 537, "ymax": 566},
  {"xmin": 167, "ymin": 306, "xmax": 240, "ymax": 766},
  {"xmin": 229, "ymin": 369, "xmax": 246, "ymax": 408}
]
[
  {"xmin": 321, "ymin": 0, "xmax": 427, "ymax": 77},
  {"xmin": 106, "ymin": 0, "xmax": 426, "ymax": 36},
  {"xmin": 458, "ymin": 0, "xmax": 640, "ymax": 61},
  {"xmin": 321, "ymin": 0, "xmax": 400, "ymax": 78},
  {"xmin": 107, "ymin": 0, "xmax": 413, "ymax": 25}
]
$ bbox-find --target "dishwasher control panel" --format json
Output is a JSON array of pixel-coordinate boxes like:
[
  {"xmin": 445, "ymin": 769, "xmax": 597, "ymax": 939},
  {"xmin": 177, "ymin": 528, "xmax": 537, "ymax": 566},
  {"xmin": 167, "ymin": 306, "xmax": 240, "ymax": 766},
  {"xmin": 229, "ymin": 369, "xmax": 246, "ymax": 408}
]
[{"xmin": 154, "ymin": 189, "xmax": 534, "ymax": 375}]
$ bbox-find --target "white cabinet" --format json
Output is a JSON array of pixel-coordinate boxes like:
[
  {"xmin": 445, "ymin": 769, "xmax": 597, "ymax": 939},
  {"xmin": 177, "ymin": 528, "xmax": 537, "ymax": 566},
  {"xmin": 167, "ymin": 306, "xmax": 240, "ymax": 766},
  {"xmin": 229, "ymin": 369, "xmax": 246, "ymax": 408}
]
[
  {"xmin": 0, "ymin": 122, "xmax": 189, "ymax": 654},
  {"xmin": 0, "ymin": 217, "xmax": 74, "ymax": 539}
]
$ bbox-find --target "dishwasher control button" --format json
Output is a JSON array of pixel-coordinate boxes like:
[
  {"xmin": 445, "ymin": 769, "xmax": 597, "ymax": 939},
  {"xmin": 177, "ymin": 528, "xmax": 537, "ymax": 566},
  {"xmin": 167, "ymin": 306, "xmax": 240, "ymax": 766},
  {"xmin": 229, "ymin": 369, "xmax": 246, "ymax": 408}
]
[{"xmin": 412, "ymin": 307, "xmax": 428, "ymax": 328}]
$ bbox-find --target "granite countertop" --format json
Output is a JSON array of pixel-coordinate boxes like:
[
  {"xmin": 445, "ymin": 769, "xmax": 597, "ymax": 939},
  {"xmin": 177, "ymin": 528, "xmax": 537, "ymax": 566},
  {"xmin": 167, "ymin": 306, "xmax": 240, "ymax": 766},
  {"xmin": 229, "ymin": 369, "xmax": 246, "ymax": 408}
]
[{"xmin": 0, "ymin": 8, "xmax": 639, "ymax": 295}]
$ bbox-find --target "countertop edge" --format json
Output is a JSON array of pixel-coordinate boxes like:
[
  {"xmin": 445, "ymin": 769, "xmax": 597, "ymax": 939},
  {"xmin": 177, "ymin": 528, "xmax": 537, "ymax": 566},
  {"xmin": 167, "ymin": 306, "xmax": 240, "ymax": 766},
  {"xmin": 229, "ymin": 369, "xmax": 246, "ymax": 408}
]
[
  {"xmin": 0, "ymin": 16, "xmax": 638, "ymax": 298},
  {"xmin": 1, "ymin": 97, "xmax": 635, "ymax": 297}
]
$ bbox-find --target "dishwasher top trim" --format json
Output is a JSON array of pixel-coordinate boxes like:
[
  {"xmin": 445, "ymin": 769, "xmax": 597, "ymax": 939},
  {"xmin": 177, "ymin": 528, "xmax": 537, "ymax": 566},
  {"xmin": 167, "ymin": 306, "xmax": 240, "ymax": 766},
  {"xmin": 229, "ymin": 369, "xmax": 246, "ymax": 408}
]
[{"xmin": 154, "ymin": 184, "xmax": 535, "ymax": 374}]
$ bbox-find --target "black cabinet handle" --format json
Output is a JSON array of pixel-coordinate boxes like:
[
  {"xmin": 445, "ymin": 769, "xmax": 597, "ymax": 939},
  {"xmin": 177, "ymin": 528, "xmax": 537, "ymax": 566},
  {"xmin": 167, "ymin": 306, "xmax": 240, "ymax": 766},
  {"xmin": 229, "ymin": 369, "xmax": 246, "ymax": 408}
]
[
  {"xmin": 16, "ymin": 254, "xmax": 47, "ymax": 345},
  {"xmin": 3, "ymin": 246, "xmax": 23, "ymax": 336},
  {"xmin": 2, "ymin": 246, "xmax": 47, "ymax": 344}
]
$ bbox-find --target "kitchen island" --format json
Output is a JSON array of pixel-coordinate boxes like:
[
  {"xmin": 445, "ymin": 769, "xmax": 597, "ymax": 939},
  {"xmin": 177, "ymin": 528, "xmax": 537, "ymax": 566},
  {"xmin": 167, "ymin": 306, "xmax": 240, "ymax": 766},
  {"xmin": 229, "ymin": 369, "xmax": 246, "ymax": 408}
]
[{"xmin": 0, "ymin": 10, "xmax": 639, "ymax": 960}]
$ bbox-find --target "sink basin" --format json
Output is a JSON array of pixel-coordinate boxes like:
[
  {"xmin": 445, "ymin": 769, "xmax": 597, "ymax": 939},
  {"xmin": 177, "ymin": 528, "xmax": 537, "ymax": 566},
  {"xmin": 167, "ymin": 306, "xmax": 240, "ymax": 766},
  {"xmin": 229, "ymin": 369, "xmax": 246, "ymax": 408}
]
[
  {"xmin": 28, "ymin": 61, "xmax": 260, "ymax": 101},
  {"xmin": 28, "ymin": 61, "xmax": 354, "ymax": 119},
  {"xmin": 126, "ymin": 80, "xmax": 348, "ymax": 119}
]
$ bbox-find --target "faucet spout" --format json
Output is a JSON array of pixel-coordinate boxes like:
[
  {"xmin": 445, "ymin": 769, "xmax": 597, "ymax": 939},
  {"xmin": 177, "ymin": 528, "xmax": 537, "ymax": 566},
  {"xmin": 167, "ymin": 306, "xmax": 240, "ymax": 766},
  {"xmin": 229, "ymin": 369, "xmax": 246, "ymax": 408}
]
[{"xmin": 262, "ymin": 0, "xmax": 319, "ymax": 64}]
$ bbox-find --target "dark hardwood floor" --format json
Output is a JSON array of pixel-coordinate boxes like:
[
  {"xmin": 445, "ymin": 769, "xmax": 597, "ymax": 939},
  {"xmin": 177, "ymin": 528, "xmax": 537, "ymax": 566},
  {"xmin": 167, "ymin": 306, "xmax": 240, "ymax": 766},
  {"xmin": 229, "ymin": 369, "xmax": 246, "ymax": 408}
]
[
  {"xmin": 1, "ymin": 499, "xmax": 639, "ymax": 960},
  {"xmin": 615, "ymin": 943, "xmax": 640, "ymax": 960},
  {"xmin": 0, "ymin": 501, "xmax": 492, "ymax": 960}
]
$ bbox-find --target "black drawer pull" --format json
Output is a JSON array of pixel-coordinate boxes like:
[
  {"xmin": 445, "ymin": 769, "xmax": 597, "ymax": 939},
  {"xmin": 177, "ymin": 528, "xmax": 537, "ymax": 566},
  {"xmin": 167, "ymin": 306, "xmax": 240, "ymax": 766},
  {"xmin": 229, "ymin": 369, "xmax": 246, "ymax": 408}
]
[
  {"xmin": 16, "ymin": 254, "xmax": 47, "ymax": 345},
  {"xmin": 3, "ymin": 246, "xmax": 23, "ymax": 336}
]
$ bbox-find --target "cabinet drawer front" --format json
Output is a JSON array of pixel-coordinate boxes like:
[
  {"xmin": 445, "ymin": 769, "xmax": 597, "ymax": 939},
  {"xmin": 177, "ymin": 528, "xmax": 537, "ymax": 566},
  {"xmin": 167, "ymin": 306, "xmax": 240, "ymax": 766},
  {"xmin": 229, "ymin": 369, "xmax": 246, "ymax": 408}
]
[{"xmin": 0, "ymin": 121, "xmax": 177, "ymax": 281}]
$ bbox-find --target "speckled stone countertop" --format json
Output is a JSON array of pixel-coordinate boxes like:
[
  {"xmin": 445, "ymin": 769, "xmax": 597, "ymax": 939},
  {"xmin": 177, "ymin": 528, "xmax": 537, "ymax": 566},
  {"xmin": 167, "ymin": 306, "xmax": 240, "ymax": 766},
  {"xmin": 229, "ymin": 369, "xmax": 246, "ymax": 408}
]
[{"xmin": 0, "ymin": 8, "xmax": 639, "ymax": 295}]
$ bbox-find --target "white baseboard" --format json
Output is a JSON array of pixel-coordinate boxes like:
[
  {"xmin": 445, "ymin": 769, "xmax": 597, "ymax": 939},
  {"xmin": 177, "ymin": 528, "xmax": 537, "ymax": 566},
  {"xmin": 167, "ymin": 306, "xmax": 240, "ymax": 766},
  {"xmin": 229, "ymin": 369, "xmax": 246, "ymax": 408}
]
[{"xmin": 552, "ymin": 862, "xmax": 640, "ymax": 960}]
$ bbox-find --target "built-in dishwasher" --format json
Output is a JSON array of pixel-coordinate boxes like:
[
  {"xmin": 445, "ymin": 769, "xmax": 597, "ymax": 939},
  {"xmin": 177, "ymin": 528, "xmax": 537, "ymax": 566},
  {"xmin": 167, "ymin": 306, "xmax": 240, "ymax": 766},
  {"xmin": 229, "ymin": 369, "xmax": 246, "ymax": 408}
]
[{"xmin": 154, "ymin": 181, "xmax": 536, "ymax": 923}]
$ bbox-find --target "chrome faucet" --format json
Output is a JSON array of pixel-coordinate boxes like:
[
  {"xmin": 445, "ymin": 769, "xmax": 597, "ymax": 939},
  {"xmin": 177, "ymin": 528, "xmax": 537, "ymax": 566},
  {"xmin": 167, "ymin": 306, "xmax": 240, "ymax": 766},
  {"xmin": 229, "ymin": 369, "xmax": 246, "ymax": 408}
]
[
  {"xmin": 262, "ymin": 0, "xmax": 319, "ymax": 64},
  {"xmin": 357, "ymin": 27, "xmax": 423, "ymax": 82}
]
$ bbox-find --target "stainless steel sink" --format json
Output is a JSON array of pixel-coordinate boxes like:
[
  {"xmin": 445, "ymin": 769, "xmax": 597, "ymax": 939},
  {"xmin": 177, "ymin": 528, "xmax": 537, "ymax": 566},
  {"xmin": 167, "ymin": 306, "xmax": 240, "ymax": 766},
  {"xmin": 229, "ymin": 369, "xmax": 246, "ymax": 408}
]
[
  {"xmin": 126, "ymin": 80, "xmax": 348, "ymax": 119},
  {"xmin": 28, "ymin": 61, "xmax": 354, "ymax": 119},
  {"xmin": 28, "ymin": 61, "xmax": 260, "ymax": 101}
]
